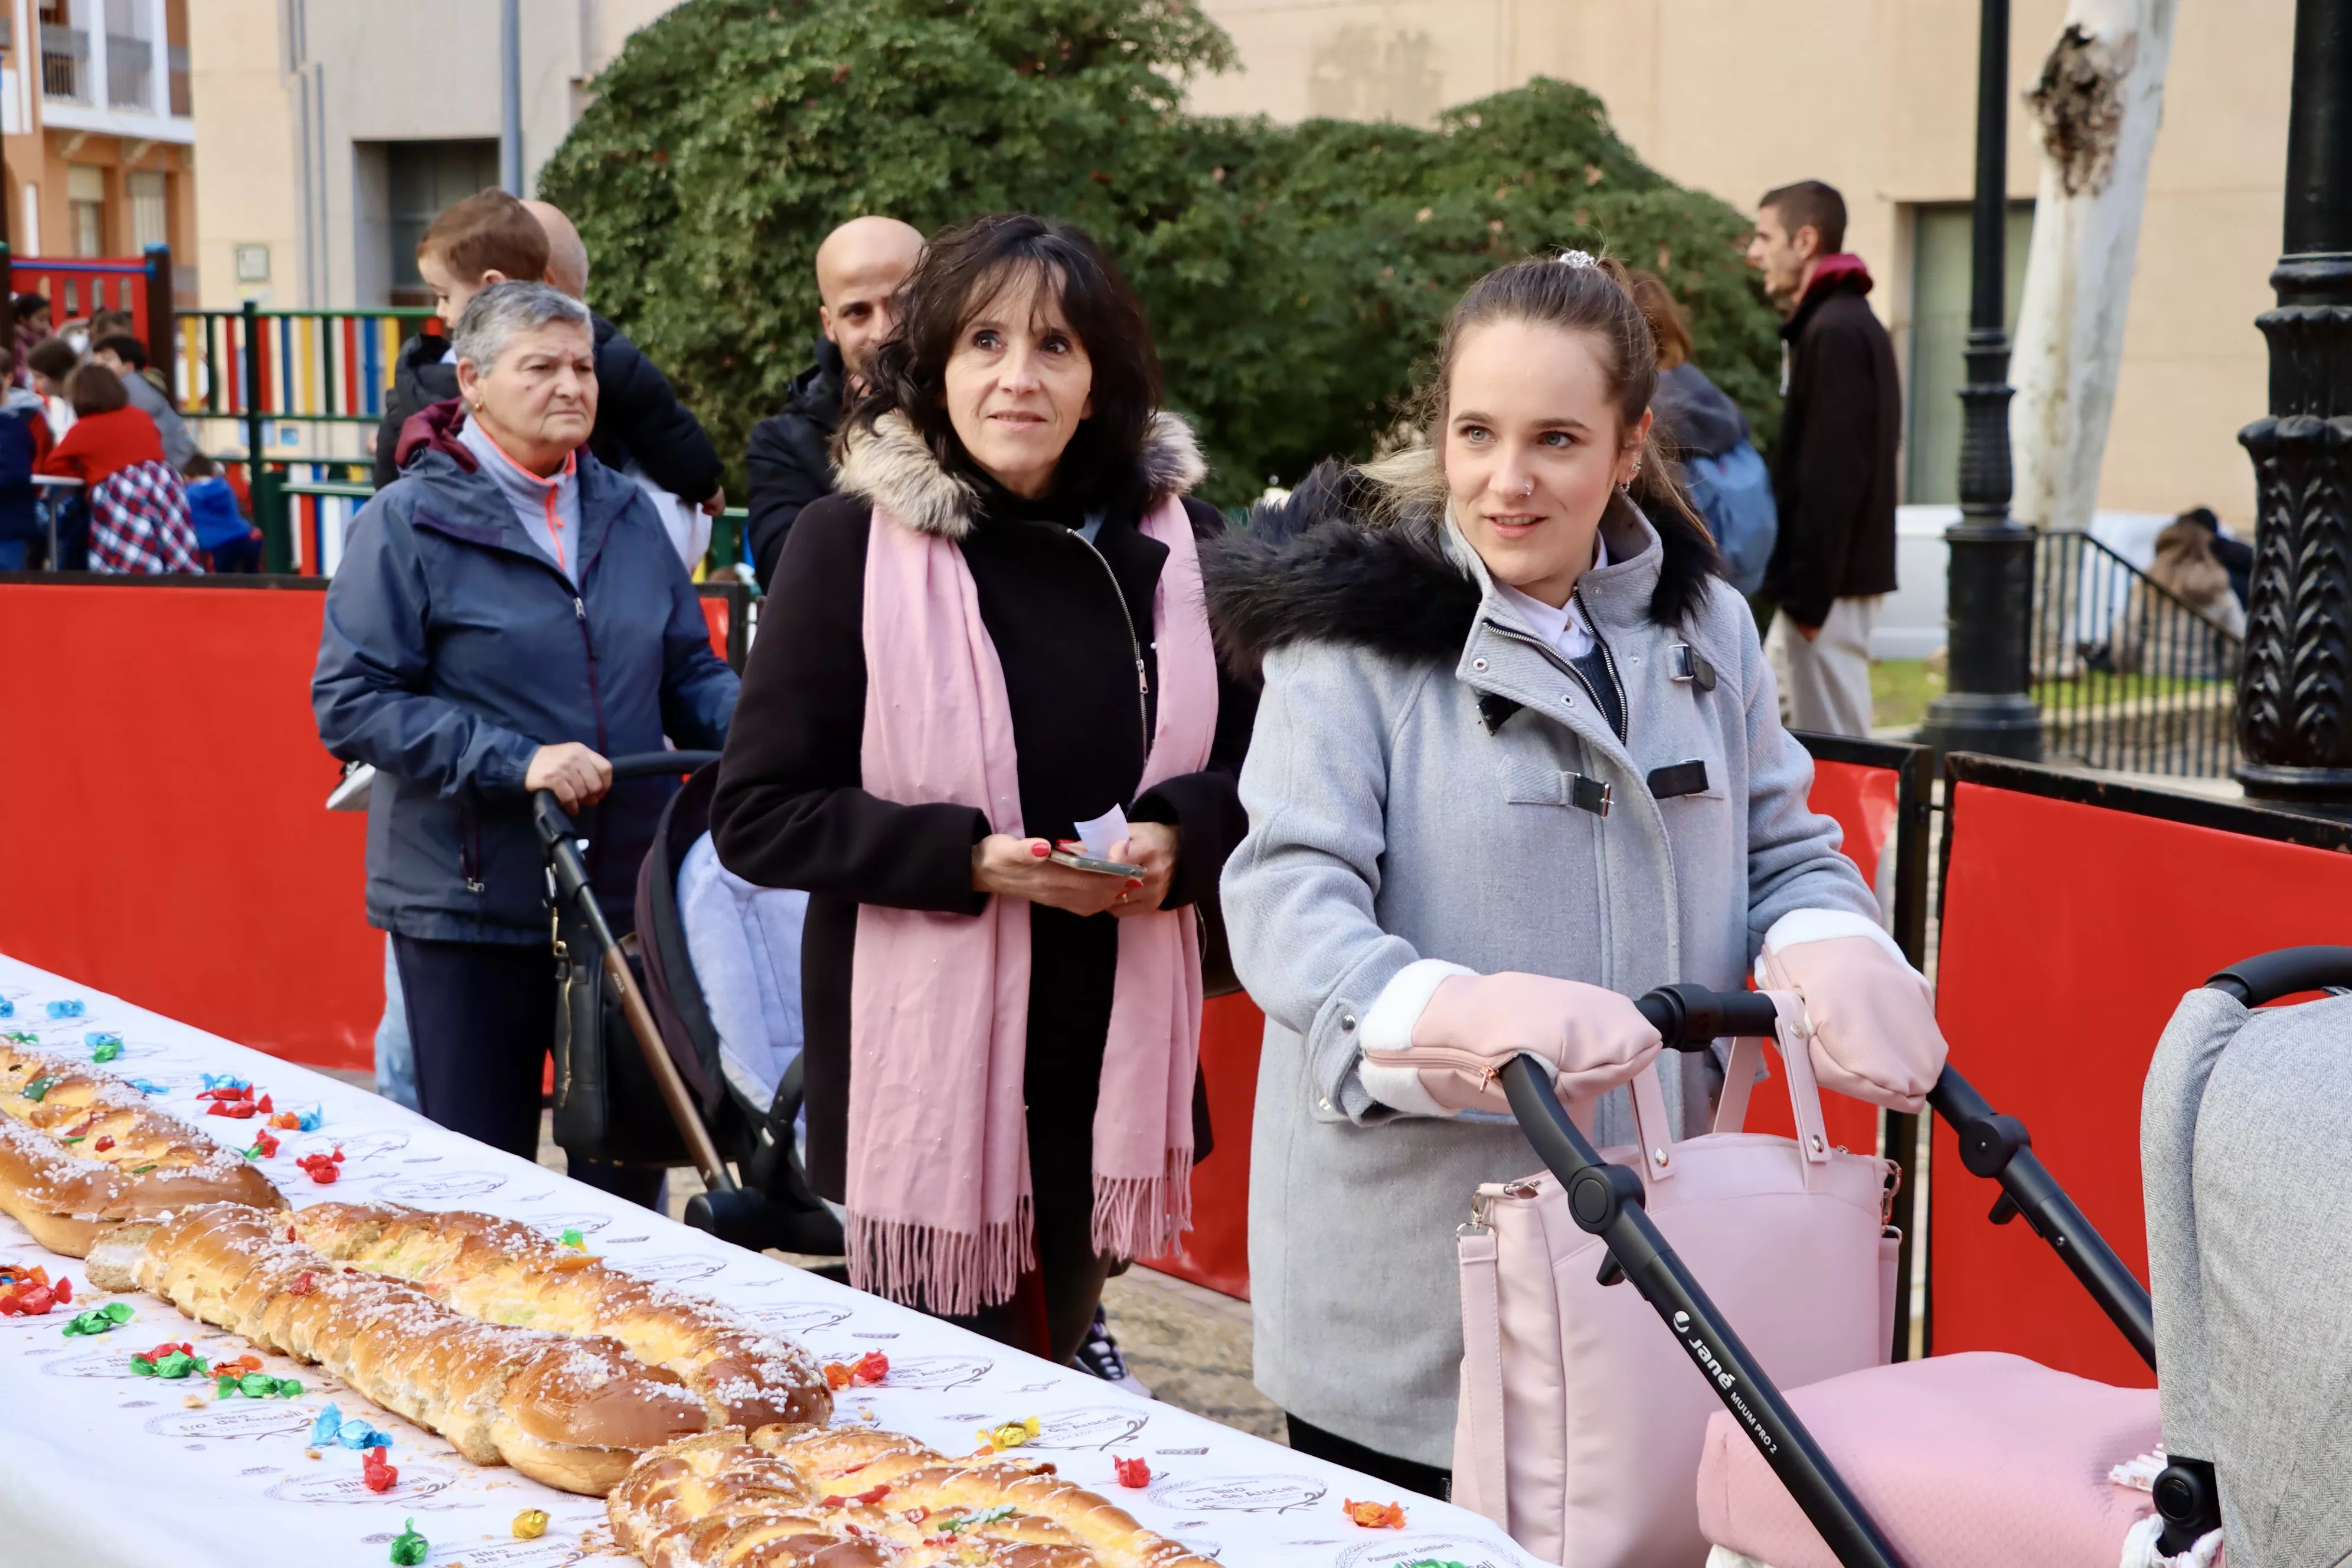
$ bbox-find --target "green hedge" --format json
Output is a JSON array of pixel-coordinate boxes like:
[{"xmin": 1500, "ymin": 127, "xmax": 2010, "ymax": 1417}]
[{"xmin": 538, "ymin": 0, "xmax": 1779, "ymax": 508}]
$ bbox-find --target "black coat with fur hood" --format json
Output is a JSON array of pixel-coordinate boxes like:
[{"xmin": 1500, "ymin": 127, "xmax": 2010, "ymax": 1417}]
[{"xmin": 709, "ymin": 411, "xmax": 1254, "ymax": 1203}]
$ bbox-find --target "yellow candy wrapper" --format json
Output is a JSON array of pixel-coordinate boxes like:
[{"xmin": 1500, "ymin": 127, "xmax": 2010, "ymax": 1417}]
[
  {"xmin": 512, "ymin": 1508, "xmax": 551, "ymax": 1539},
  {"xmin": 976, "ymin": 1416, "xmax": 1042, "ymax": 1452}
]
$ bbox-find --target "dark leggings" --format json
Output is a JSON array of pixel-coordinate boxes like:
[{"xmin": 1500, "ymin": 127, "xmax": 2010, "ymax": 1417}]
[
  {"xmin": 391, "ymin": 934, "xmax": 665, "ymax": 1210},
  {"xmin": 1286, "ymin": 1414, "xmax": 1452, "ymax": 1501}
]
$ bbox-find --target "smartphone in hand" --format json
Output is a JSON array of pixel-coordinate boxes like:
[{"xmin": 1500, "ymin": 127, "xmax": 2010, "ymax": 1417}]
[{"xmin": 1048, "ymin": 848, "xmax": 1145, "ymax": 877}]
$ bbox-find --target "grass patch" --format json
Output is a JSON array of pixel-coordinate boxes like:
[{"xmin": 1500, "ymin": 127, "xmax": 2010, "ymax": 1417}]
[{"xmin": 1870, "ymin": 660, "xmax": 1944, "ymax": 732}]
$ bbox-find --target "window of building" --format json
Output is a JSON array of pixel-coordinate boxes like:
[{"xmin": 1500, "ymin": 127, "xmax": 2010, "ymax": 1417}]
[
  {"xmin": 103, "ymin": 0, "xmax": 151, "ymax": 111},
  {"xmin": 1906, "ymin": 201, "xmax": 2035, "ymax": 505},
  {"xmin": 127, "ymin": 168, "xmax": 166, "ymax": 252},
  {"xmin": 67, "ymin": 164, "xmax": 106, "ymax": 257},
  {"xmin": 386, "ymin": 141, "xmax": 500, "ymax": 305},
  {"xmin": 40, "ymin": 0, "xmax": 86, "ymax": 103}
]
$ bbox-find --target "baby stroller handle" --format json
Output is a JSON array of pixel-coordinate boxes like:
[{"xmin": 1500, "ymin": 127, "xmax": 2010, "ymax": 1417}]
[
  {"xmin": 2206, "ymin": 944, "xmax": 2352, "ymax": 1006},
  {"xmin": 532, "ymin": 785, "xmax": 740, "ymax": 1198},
  {"xmin": 1499, "ymin": 1053, "xmax": 1903, "ymax": 1568},
  {"xmin": 1629, "ymin": 981, "xmax": 2157, "ymax": 1370},
  {"xmin": 607, "ymin": 750, "xmax": 723, "ymax": 782}
]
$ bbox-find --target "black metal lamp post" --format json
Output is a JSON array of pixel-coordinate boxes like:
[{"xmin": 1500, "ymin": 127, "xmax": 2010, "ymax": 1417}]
[
  {"xmin": 2237, "ymin": 0, "xmax": 2352, "ymax": 817},
  {"xmin": 1922, "ymin": 0, "xmax": 2044, "ymax": 762}
]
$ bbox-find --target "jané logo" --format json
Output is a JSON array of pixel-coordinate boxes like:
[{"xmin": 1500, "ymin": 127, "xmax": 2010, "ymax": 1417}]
[{"xmin": 1675, "ymin": 1317, "xmax": 1736, "ymax": 1390}]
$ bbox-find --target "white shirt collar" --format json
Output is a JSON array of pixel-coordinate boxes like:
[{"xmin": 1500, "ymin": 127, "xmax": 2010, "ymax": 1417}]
[{"xmin": 1495, "ymin": 532, "xmax": 1609, "ymax": 661}]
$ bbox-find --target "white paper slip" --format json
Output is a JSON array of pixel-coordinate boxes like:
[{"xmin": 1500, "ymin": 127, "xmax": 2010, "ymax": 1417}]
[{"xmin": 1073, "ymin": 805, "xmax": 1129, "ymax": 860}]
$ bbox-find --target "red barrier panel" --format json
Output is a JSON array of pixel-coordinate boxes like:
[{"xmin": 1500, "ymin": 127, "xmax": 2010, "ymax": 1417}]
[
  {"xmin": 1929, "ymin": 759, "xmax": 2352, "ymax": 1386},
  {"xmin": 0, "ymin": 580, "xmax": 375, "ymax": 1069},
  {"xmin": 0, "ymin": 577, "xmax": 749, "ymax": 1075},
  {"xmin": 1141, "ymin": 993, "xmax": 1262, "ymax": 1299}
]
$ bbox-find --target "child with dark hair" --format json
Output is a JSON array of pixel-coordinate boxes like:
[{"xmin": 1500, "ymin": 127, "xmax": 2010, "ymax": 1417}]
[
  {"xmin": 183, "ymin": 452, "xmax": 262, "ymax": 573},
  {"xmin": 0, "ymin": 347, "xmax": 47, "ymax": 570},
  {"xmin": 92, "ymin": 331, "xmax": 195, "ymax": 468}
]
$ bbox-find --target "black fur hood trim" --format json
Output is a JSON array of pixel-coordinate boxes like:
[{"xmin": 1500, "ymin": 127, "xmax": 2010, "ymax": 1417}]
[{"xmin": 1202, "ymin": 460, "xmax": 1478, "ymax": 677}]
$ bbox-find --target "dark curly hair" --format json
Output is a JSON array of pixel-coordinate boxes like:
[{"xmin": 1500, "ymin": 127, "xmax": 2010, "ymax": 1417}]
[{"xmin": 847, "ymin": 213, "xmax": 1161, "ymax": 509}]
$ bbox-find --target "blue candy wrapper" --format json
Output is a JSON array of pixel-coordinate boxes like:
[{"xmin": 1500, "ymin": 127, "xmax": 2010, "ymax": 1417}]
[{"xmin": 46, "ymin": 999, "xmax": 85, "ymax": 1019}]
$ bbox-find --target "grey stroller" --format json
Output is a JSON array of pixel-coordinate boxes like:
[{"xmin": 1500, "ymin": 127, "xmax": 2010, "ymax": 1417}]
[{"xmin": 2141, "ymin": 943, "xmax": 2352, "ymax": 1566}]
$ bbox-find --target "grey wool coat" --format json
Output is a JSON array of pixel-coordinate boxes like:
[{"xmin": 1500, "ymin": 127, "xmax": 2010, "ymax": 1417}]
[{"xmin": 1210, "ymin": 468, "xmax": 1879, "ymax": 1466}]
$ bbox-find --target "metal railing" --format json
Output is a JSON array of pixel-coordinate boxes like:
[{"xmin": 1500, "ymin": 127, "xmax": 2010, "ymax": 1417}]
[
  {"xmin": 41, "ymin": 24, "xmax": 86, "ymax": 101},
  {"xmin": 2030, "ymin": 530, "xmax": 2243, "ymax": 779}
]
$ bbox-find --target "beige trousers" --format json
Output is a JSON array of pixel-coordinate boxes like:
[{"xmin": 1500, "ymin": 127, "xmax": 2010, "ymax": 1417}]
[{"xmin": 1766, "ymin": 594, "xmax": 1881, "ymax": 738}]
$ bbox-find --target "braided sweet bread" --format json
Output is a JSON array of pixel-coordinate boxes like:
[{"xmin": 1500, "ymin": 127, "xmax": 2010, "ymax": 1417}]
[
  {"xmin": 285, "ymin": 1203, "xmax": 831, "ymax": 1429},
  {"xmin": 610, "ymin": 1423, "xmax": 1213, "ymax": 1568},
  {"xmin": 0, "ymin": 1046, "xmax": 284, "ymax": 1255},
  {"xmin": 88, "ymin": 1203, "xmax": 713, "ymax": 1494}
]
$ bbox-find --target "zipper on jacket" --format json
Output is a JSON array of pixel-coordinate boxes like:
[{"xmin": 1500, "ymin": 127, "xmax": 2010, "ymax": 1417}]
[
  {"xmin": 571, "ymin": 593, "xmax": 610, "ymax": 893},
  {"xmin": 1572, "ymin": 584, "xmax": 1631, "ymax": 744},
  {"xmin": 1064, "ymin": 527, "xmax": 1152, "ymax": 757},
  {"xmin": 1481, "ymin": 618, "xmax": 1631, "ymax": 746}
]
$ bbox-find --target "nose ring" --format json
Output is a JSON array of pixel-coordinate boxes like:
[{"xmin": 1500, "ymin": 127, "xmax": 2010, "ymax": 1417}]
[{"xmin": 1521, "ymin": 478, "xmax": 1535, "ymax": 499}]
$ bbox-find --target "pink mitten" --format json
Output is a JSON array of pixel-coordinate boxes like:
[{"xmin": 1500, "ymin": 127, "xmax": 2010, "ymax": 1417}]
[
  {"xmin": 1360, "ymin": 971, "xmax": 1662, "ymax": 1116},
  {"xmin": 1756, "ymin": 914, "xmax": 1946, "ymax": 1113}
]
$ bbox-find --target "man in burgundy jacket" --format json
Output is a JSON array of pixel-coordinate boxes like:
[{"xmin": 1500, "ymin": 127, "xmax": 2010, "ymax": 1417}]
[{"xmin": 1747, "ymin": 179, "xmax": 1900, "ymax": 737}]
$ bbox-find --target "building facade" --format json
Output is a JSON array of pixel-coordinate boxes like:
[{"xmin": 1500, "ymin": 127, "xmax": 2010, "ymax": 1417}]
[
  {"xmin": 188, "ymin": 0, "xmax": 675, "ymax": 313},
  {"xmin": 1190, "ymin": 0, "xmax": 2286, "ymax": 528},
  {"xmin": 190, "ymin": 0, "xmax": 2282, "ymax": 527},
  {"xmin": 2, "ymin": 0, "xmax": 197, "ymax": 303}
]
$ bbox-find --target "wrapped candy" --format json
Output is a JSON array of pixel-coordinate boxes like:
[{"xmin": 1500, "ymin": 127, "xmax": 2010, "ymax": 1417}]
[
  {"xmin": 511, "ymin": 1509, "xmax": 550, "ymax": 1540},
  {"xmin": 86, "ymin": 1033, "xmax": 123, "ymax": 1063},
  {"xmin": 976, "ymin": 1416, "xmax": 1041, "ymax": 1453},
  {"xmin": 1343, "ymin": 1499, "xmax": 1407, "ymax": 1529},
  {"xmin": 46, "ymin": 998, "xmax": 85, "ymax": 1019},
  {"xmin": 363, "ymin": 1446, "xmax": 398, "ymax": 1494},
  {"xmin": 60, "ymin": 1301, "xmax": 132, "ymax": 1337},
  {"xmin": 1113, "ymin": 1455, "xmax": 1151, "ymax": 1489},
  {"xmin": 388, "ymin": 1519, "xmax": 428, "ymax": 1566}
]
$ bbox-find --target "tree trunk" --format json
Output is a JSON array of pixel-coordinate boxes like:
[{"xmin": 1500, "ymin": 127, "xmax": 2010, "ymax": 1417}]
[
  {"xmin": 2011, "ymin": 0, "xmax": 2177, "ymax": 684},
  {"xmin": 2011, "ymin": 0, "xmax": 2178, "ymax": 539}
]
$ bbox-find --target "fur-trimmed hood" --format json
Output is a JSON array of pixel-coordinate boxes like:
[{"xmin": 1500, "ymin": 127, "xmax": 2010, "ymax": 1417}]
[{"xmin": 835, "ymin": 408, "xmax": 1207, "ymax": 540}]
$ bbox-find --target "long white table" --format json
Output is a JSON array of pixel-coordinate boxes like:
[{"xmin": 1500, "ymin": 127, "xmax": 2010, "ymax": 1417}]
[{"xmin": 0, "ymin": 955, "xmax": 1540, "ymax": 1568}]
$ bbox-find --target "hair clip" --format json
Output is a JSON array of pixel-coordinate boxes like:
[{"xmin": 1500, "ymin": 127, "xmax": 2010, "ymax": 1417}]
[{"xmin": 1556, "ymin": 249, "xmax": 1598, "ymax": 270}]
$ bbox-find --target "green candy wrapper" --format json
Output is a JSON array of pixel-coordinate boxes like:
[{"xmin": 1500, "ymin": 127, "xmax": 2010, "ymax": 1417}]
[
  {"xmin": 389, "ymin": 1519, "xmax": 429, "ymax": 1566},
  {"xmin": 61, "ymin": 1302, "xmax": 133, "ymax": 1337},
  {"xmin": 90, "ymin": 1040, "xmax": 123, "ymax": 1063}
]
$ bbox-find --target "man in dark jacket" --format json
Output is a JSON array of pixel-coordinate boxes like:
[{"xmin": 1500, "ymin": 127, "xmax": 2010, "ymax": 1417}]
[
  {"xmin": 1747, "ymin": 179, "xmax": 1900, "ymax": 737},
  {"xmin": 742, "ymin": 215, "xmax": 923, "ymax": 588}
]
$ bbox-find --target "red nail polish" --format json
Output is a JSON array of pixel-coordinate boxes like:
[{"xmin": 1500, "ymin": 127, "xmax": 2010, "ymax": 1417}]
[{"xmin": 1030, "ymin": 842, "xmax": 1050, "ymax": 857}]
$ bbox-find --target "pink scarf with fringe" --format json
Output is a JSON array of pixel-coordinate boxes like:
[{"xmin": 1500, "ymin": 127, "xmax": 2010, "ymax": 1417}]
[{"xmin": 846, "ymin": 496, "xmax": 1217, "ymax": 1315}]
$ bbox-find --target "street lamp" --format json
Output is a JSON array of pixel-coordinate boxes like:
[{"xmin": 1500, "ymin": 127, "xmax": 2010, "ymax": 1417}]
[
  {"xmin": 2236, "ymin": 0, "xmax": 2352, "ymax": 817},
  {"xmin": 1921, "ymin": 0, "xmax": 2044, "ymax": 762}
]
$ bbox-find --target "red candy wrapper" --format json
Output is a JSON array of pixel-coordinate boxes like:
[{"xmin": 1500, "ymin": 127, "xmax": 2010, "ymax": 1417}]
[
  {"xmin": 362, "ymin": 1445, "xmax": 397, "ymax": 1494},
  {"xmin": 1343, "ymin": 1500, "xmax": 1407, "ymax": 1529},
  {"xmin": 295, "ymin": 1149, "xmax": 344, "ymax": 1184},
  {"xmin": 1113, "ymin": 1456, "xmax": 1151, "ymax": 1489}
]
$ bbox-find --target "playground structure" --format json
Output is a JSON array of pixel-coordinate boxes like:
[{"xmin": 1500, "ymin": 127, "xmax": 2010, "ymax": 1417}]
[{"xmin": 0, "ymin": 243, "xmax": 756, "ymax": 579}]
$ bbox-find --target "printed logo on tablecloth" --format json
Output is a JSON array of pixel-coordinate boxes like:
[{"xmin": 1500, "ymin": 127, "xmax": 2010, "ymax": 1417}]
[
  {"xmin": 1023, "ymin": 1404, "xmax": 1153, "ymax": 1451},
  {"xmin": 745, "ymin": 1301, "xmax": 853, "ymax": 1334},
  {"xmin": 144, "ymin": 1403, "xmax": 314, "ymax": 1441},
  {"xmin": 378, "ymin": 1172, "xmax": 508, "ymax": 1204},
  {"xmin": 1146, "ymin": 1474, "xmax": 1325, "ymax": 1513},
  {"xmin": 264, "ymin": 1468, "xmax": 456, "ymax": 1507},
  {"xmin": 41, "ymin": 1347, "xmax": 152, "ymax": 1377},
  {"xmin": 524, "ymin": 1210, "xmax": 615, "ymax": 1237},
  {"xmin": 295, "ymin": 1131, "xmax": 410, "ymax": 1165},
  {"xmin": 858, "ymin": 1353, "xmax": 990, "ymax": 1391},
  {"xmin": 1335, "ymin": 1533, "xmax": 1534, "ymax": 1568},
  {"xmin": 616, "ymin": 1254, "xmax": 725, "ymax": 1284},
  {"xmin": 433, "ymin": 1540, "xmax": 587, "ymax": 1568}
]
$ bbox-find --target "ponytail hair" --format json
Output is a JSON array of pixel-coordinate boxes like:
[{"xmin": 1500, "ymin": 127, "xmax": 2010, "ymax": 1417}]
[{"xmin": 1425, "ymin": 251, "xmax": 1723, "ymax": 626}]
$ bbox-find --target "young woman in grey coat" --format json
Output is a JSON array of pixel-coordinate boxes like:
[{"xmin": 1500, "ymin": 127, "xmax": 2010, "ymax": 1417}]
[{"xmin": 1210, "ymin": 255, "xmax": 1946, "ymax": 1495}]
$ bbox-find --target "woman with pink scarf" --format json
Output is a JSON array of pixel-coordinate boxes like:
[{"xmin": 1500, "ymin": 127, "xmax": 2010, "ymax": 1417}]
[{"xmin": 710, "ymin": 215, "xmax": 1250, "ymax": 1366}]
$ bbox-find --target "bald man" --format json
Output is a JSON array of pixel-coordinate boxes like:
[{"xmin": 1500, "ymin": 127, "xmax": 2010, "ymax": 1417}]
[
  {"xmin": 522, "ymin": 197, "xmax": 726, "ymax": 524},
  {"xmin": 743, "ymin": 215, "xmax": 925, "ymax": 589}
]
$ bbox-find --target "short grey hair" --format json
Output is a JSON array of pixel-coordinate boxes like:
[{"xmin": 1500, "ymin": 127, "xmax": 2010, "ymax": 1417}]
[{"xmin": 452, "ymin": 280, "xmax": 591, "ymax": 374}]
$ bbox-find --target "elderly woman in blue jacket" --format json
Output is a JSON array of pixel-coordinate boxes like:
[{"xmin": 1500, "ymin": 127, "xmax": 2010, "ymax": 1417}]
[{"xmin": 313, "ymin": 280, "xmax": 736, "ymax": 1202}]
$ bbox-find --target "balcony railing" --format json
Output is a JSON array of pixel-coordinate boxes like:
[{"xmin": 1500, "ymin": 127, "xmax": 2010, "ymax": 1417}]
[
  {"xmin": 41, "ymin": 24, "xmax": 87, "ymax": 103},
  {"xmin": 168, "ymin": 44, "xmax": 189, "ymax": 116},
  {"xmin": 106, "ymin": 34, "xmax": 151, "ymax": 109}
]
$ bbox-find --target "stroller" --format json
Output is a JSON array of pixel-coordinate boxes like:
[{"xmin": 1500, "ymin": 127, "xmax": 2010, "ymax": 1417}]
[
  {"xmin": 1489, "ymin": 956, "xmax": 2319, "ymax": 1568},
  {"xmin": 533, "ymin": 751, "xmax": 844, "ymax": 1257}
]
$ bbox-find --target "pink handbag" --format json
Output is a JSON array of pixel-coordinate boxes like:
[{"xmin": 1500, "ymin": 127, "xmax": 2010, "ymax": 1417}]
[{"xmin": 1452, "ymin": 996, "xmax": 1901, "ymax": 1568}]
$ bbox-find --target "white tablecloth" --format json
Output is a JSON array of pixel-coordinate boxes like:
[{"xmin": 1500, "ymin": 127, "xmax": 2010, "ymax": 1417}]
[{"xmin": 0, "ymin": 955, "xmax": 1540, "ymax": 1568}]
